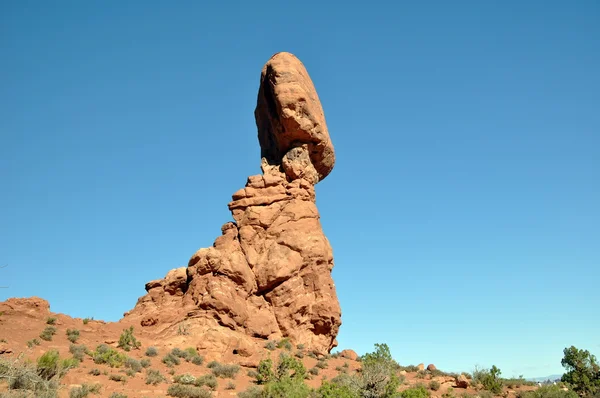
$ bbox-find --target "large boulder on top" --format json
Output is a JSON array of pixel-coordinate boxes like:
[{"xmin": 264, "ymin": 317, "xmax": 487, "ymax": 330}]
[{"xmin": 255, "ymin": 52, "xmax": 335, "ymax": 184}]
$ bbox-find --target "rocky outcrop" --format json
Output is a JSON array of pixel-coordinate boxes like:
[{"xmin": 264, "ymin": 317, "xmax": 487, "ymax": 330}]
[
  {"xmin": 124, "ymin": 52, "xmax": 341, "ymax": 356},
  {"xmin": 256, "ymin": 52, "xmax": 335, "ymax": 184}
]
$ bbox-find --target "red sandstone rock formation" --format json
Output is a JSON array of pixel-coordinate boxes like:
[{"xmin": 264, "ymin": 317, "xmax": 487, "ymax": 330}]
[{"xmin": 124, "ymin": 52, "xmax": 341, "ymax": 356}]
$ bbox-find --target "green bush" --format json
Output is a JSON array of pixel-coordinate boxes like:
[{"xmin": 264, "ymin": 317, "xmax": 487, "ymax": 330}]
[
  {"xmin": 91, "ymin": 344, "xmax": 126, "ymax": 367},
  {"xmin": 208, "ymin": 362, "xmax": 240, "ymax": 378},
  {"xmin": 117, "ymin": 326, "xmax": 141, "ymax": 352},
  {"xmin": 309, "ymin": 367, "xmax": 319, "ymax": 376},
  {"xmin": 195, "ymin": 374, "xmax": 218, "ymax": 390},
  {"xmin": 400, "ymin": 385, "xmax": 431, "ymax": 398},
  {"xmin": 1, "ymin": 355, "xmax": 61, "ymax": 396},
  {"xmin": 316, "ymin": 380, "xmax": 358, "ymax": 398},
  {"xmin": 430, "ymin": 380, "xmax": 441, "ymax": 391},
  {"xmin": 66, "ymin": 329, "xmax": 80, "ymax": 343},
  {"xmin": 316, "ymin": 359, "xmax": 328, "ymax": 369},
  {"xmin": 140, "ymin": 358, "xmax": 151, "ymax": 368},
  {"xmin": 109, "ymin": 393, "xmax": 128, "ymax": 398},
  {"xmin": 256, "ymin": 358, "xmax": 275, "ymax": 384},
  {"xmin": 46, "ymin": 317, "xmax": 57, "ymax": 325},
  {"xmin": 561, "ymin": 346, "xmax": 600, "ymax": 397},
  {"xmin": 167, "ymin": 383, "xmax": 213, "ymax": 397},
  {"xmin": 226, "ymin": 381, "xmax": 236, "ymax": 390},
  {"xmin": 83, "ymin": 317, "xmax": 92, "ymax": 324},
  {"xmin": 163, "ymin": 352, "xmax": 181, "ymax": 367},
  {"xmin": 69, "ymin": 383, "xmax": 101, "ymax": 398},
  {"xmin": 89, "ymin": 368, "xmax": 101, "ymax": 376},
  {"xmin": 146, "ymin": 368, "xmax": 167, "ymax": 385},
  {"xmin": 37, "ymin": 350, "xmax": 61, "ymax": 380},
  {"xmin": 265, "ymin": 341, "xmax": 277, "ymax": 351},
  {"xmin": 474, "ymin": 365, "xmax": 503, "ymax": 394},
  {"xmin": 145, "ymin": 346, "xmax": 158, "ymax": 357},
  {"xmin": 277, "ymin": 338, "xmax": 293, "ymax": 351},
  {"xmin": 108, "ymin": 373, "xmax": 127, "ymax": 382},
  {"xmin": 517, "ymin": 385, "xmax": 578, "ymax": 398},
  {"xmin": 191, "ymin": 355, "xmax": 204, "ymax": 365},
  {"xmin": 174, "ymin": 373, "xmax": 197, "ymax": 385},
  {"xmin": 253, "ymin": 353, "xmax": 311, "ymax": 397},
  {"xmin": 40, "ymin": 326, "xmax": 57, "ymax": 341},
  {"xmin": 124, "ymin": 357, "xmax": 142, "ymax": 373},
  {"xmin": 69, "ymin": 344, "xmax": 89, "ymax": 361},
  {"xmin": 358, "ymin": 343, "xmax": 402, "ymax": 398},
  {"xmin": 238, "ymin": 386, "xmax": 263, "ymax": 398},
  {"xmin": 27, "ymin": 338, "xmax": 41, "ymax": 348}
]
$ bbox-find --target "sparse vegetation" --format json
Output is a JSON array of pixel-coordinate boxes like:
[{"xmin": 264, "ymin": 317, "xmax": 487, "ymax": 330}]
[
  {"xmin": 309, "ymin": 366, "xmax": 320, "ymax": 376},
  {"xmin": 162, "ymin": 352, "xmax": 181, "ymax": 367},
  {"xmin": 37, "ymin": 350, "xmax": 77, "ymax": 380},
  {"xmin": 39, "ymin": 326, "xmax": 57, "ymax": 341},
  {"xmin": 400, "ymin": 385, "xmax": 431, "ymax": 398},
  {"xmin": 108, "ymin": 373, "xmax": 127, "ymax": 382},
  {"xmin": 177, "ymin": 322, "xmax": 190, "ymax": 335},
  {"xmin": 69, "ymin": 344, "xmax": 89, "ymax": 361},
  {"xmin": 429, "ymin": 380, "xmax": 441, "ymax": 391},
  {"xmin": 207, "ymin": 361, "xmax": 240, "ymax": 378},
  {"xmin": 26, "ymin": 338, "xmax": 41, "ymax": 348},
  {"xmin": 146, "ymin": 368, "xmax": 167, "ymax": 385},
  {"xmin": 517, "ymin": 385, "xmax": 578, "ymax": 398},
  {"xmin": 83, "ymin": 317, "xmax": 93, "ymax": 324},
  {"xmin": 140, "ymin": 358, "xmax": 151, "ymax": 368},
  {"xmin": 117, "ymin": 326, "xmax": 141, "ymax": 351},
  {"xmin": 145, "ymin": 346, "xmax": 158, "ymax": 357},
  {"xmin": 66, "ymin": 328, "xmax": 80, "ymax": 343},
  {"xmin": 0, "ymin": 354, "xmax": 61, "ymax": 397},
  {"xmin": 91, "ymin": 344, "xmax": 127, "ymax": 367},
  {"xmin": 124, "ymin": 357, "xmax": 142, "ymax": 373},
  {"xmin": 89, "ymin": 368, "xmax": 101, "ymax": 376},
  {"xmin": 316, "ymin": 359, "xmax": 328, "ymax": 369},
  {"xmin": 265, "ymin": 340, "xmax": 277, "ymax": 351},
  {"xmin": 46, "ymin": 317, "xmax": 57, "ymax": 325},
  {"xmin": 277, "ymin": 338, "xmax": 293, "ymax": 351},
  {"xmin": 69, "ymin": 383, "xmax": 101, "ymax": 398},
  {"xmin": 167, "ymin": 383, "xmax": 213, "ymax": 398},
  {"xmin": 472, "ymin": 365, "xmax": 503, "ymax": 394},
  {"xmin": 109, "ymin": 393, "xmax": 128, "ymax": 398},
  {"xmin": 195, "ymin": 374, "xmax": 218, "ymax": 390},
  {"xmin": 226, "ymin": 381, "xmax": 236, "ymax": 390}
]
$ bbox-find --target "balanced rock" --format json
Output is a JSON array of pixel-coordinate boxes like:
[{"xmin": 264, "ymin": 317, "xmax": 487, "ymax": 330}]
[
  {"xmin": 427, "ymin": 363, "xmax": 437, "ymax": 371},
  {"xmin": 124, "ymin": 53, "xmax": 341, "ymax": 356},
  {"xmin": 255, "ymin": 52, "xmax": 335, "ymax": 184}
]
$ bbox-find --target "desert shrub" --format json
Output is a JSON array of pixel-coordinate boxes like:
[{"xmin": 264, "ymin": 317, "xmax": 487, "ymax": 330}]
[
  {"xmin": 473, "ymin": 365, "xmax": 503, "ymax": 394},
  {"xmin": 209, "ymin": 362, "xmax": 240, "ymax": 378},
  {"xmin": 356, "ymin": 343, "xmax": 402, "ymax": 398},
  {"xmin": 296, "ymin": 344, "xmax": 305, "ymax": 350},
  {"xmin": 140, "ymin": 358, "xmax": 151, "ymax": 368},
  {"xmin": 83, "ymin": 317, "xmax": 92, "ymax": 324},
  {"xmin": 316, "ymin": 359, "xmax": 328, "ymax": 369},
  {"xmin": 256, "ymin": 359, "xmax": 275, "ymax": 384},
  {"xmin": 109, "ymin": 393, "xmax": 128, "ymax": 398},
  {"xmin": 195, "ymin": 374, "xmax": 218, "ymax": 390},
  {"xmin": 91, "ymin": 344, "xmax": 126, "ymax": 367},
  {"xmin": 37, "ymin": 350, "xmax": 62, "ymax": 380},
  {"xmin": 277, "ymin": 338, "xmax": 293, "ymax": 351},
  {"xmin": 430, "ymin": 380, "xmax": 441, "ymax": 391},
  {"xmin": 561, "ymin": 346, "xmax": 600, "ymax": 397},
  {"xmin": 69, "ymin": 383, "xmax": 101, "ymax": 398},
  {"xmin": 108, "ymin": 373, "xmax": 127, "ymax": 382},
  {"xmin": 295, "ymin": 351, "xmax": 305, "ymax": 359},
  {"xmin": 124, "ymin": 357, "xmax": 142, "ymax": 373},
  {"xmin": 517, "ymin": 385, "xmax": 578, "ymax": 398},
  {"xmin": 46, "ymin": 317, "xmax": 57, "ymax": 325},
  {"xmin": 40, "ymin": 326, "xmax": 57, "ymax": 341},
  {"xmin": 191, "ymin": 355, "xmax": 204, "ymax": 365},
  {"xmin": 226, "ymin": 381, "xmax": 236, "ymax": 390},
  {"xmin": 125, "ymin": 368, "xmax": 136, "ymax": 377},
  {"xmin": 69, "ymin": 344, "xmax": 89, "ymax": 361},
  {"xmin": 307, "ymin": 351, "xmax": 318, "ymax": 359},
  {"xmin": 145, "ymin": 346, "xmax": 158, "ymax": 356},
  {"xmin": 146, "ymin": 368, "xmax": 167, "ymax": 385},
  {"xmin": 174, "ymin": 373, "xmax": 196, "ymax": 384},
  {"xmin": 416, "ymin": 370, "xmax": 427, "ymax": 379},
  {"xmin": 117, "ymin": 326, "xmax": 141, "ymax": 351},
  {"xmin": 0, "ymin": 355, "xmax": 61, "ymax": 396},
  {"xmin": 167, "ymin": 383, "xmax": 213, "ymax": 398},
  {"xmin": 89, "ymin": 368, "xmax": 101, "ymax": 376},
  {"xmin": 309, "ymin": 367, "xmax": 319, "ymax": 376},
  {"xmin": 400, "ymin": 385, "xmax": 431, "ymax": 398},
  {"xmin": 177, "ymin": 322, "xmax": 190, "ymax": 335},
  {"xmin": 26, "ymin": 338, "xmax": 41, "ymax": 348},
  {"xmin": 265, "ymin": 341, "xmax": 277, "ymax": 351},
  {"xmin": 163, "ymin": 352, "xmax": 181, "ymax": 367},
  {"xmin": 316, "ymin": 380, "xmax": 358, "ymax": 398},
  {"xmin": 66, "ymin": 328, "xmax": 80, "ymax": 343},
  {"xmin": 238, "ymin": 386, "xmax": 264, "ymax": 398}
]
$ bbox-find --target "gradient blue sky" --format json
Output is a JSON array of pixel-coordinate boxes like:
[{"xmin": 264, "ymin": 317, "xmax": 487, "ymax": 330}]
[{"xmin": 1, "ymin": 1, "xmax": 598, "ymax": 379}]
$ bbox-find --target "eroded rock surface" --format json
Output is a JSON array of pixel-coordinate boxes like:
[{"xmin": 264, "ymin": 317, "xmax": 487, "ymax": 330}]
[{"xmin": 124, "ymin": 52, "xmax": 341, "ymax": 356}]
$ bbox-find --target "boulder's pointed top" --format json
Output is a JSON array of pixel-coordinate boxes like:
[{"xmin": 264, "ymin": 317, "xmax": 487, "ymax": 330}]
[{"xmin": 255, "ymin": 52, "xmax": 335, "ymax": 184}]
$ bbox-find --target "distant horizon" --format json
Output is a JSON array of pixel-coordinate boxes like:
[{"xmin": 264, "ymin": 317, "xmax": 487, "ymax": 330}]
[{"xmin": 1, "ymin": 0, "xmax": 598, "ymax": 379}]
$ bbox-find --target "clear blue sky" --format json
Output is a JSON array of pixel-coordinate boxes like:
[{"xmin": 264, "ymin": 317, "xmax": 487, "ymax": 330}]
[{"xmin": 1, "ymin": 0, "xmax": 598, "ymax": 379}]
